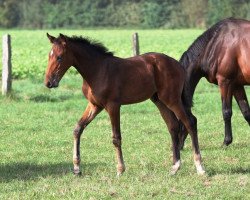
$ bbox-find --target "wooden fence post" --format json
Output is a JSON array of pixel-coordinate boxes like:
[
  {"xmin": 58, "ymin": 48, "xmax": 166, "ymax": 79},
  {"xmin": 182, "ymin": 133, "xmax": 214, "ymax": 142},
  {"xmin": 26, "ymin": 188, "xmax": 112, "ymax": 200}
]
[
  {"xmin": 132, "ymin": 32, "xmax": 140, "ymax": 56},
  {"xmin": 2, "ymin": 34, "xmax": 12, "ymax": 95}
]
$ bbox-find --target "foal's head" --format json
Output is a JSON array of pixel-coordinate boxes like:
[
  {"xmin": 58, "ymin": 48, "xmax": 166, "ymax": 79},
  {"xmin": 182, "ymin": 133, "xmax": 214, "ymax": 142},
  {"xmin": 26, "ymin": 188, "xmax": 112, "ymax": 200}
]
[{"xmin": 45, "ymin": 33, "xmax": 73, "ymax": 88}]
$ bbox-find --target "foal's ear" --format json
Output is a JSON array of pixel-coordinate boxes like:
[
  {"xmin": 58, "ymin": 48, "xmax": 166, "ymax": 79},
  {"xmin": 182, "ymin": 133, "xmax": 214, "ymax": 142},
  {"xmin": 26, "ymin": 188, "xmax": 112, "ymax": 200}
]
[
  {"xmin": 47, "ymin": 33, "xmax": 56, "ymax": 43},
  {"xmin": 59, "ymin": 33, "xmax": 67, "ymax": 47}
]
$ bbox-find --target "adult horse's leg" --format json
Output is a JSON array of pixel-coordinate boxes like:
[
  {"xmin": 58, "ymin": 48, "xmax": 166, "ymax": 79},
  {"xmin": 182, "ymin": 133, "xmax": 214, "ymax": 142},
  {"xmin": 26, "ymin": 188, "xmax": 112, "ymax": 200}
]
[
  {"xmin": 150, "ymin": 95, "xmax": 181, "ymax": 175},
  {"xmin": 73, "ymin": 102, "xmax": 103, "ymax": 175},
  {"xmin": 218, "ymin": 81, "xmax": 233, "ymax": 146},
  {"xmin": 234, "ymin": 86, "xmax": 250, "ymax": 125},
  {"xmin": 159, "ymin": 95, "xmax": 205, "ymax": 175},
  {"xmin": 106, "ymin": 103, "xmax": 125, "ymax": 176}
]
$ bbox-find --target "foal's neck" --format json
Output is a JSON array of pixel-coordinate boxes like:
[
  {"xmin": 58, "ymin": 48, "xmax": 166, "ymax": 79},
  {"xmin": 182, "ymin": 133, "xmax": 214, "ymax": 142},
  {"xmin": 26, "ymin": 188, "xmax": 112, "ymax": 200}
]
[{"xmin": 70, "ymin": 43, "xmax": 108, "ymax": 85}]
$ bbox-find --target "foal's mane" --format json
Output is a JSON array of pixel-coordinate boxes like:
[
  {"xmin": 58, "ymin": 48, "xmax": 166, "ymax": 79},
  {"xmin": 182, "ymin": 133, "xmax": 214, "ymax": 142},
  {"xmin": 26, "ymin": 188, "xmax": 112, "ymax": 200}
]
[
  {"xmin": 179, "ymin": 18, "xmax": 236, "ymax": 69},
  {"xmin": 66, "ymin": 35, "xmax": 114, "ymax": 56}
]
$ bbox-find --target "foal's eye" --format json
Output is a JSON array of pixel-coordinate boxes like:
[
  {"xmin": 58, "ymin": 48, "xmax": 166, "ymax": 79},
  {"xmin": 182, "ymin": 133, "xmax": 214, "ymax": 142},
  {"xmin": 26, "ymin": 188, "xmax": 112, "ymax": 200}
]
[{"xmin": 57, "ymin": 56, "xmax": 62, "ymax": 62}]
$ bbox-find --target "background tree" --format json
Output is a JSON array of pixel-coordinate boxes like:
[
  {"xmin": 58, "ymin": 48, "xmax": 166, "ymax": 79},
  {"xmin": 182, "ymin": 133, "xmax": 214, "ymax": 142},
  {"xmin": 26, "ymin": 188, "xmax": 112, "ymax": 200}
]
[
  {"xmin": 0, "ymin": 0, "xmax": 20, "ymax": 28},
  {"xmin": 0, "ymin": 0, "xmax": 249, "ymax": 29}
]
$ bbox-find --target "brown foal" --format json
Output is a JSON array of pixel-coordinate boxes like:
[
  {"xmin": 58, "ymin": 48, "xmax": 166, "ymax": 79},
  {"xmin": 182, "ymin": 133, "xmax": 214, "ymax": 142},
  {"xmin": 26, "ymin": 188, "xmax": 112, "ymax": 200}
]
[{"xmin": 44, "ymin": 33, "xmax": 205, "ymax": 176}]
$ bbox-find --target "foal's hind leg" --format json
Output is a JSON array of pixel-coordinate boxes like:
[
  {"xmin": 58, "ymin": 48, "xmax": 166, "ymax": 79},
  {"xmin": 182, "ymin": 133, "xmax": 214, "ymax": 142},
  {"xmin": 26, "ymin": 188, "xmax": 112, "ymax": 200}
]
[
  {"xmin": 159, "ymin": 94, "xmax": 205, "ymax": 174},
  {"xmin": 177, "ymin": 121, "xmax": 188, "ymax": 150},
  {"xmin": 106, "ymin": 103, "xmax": 125, "ymax": 176},
  {"xmin": 151, "ymin": 96, "xmax": 181, "ymax": 175},
  {"xmin": 234, "ymin": 86, "xmax": 250, "ymax": 125},
  {"xmin": 73, "ymin": 102, "xmax": 103, "ymax": 175},
  {"xmin": 170, "ymin": 103, "xmax": 205, "ymax": 174},
  {"xmin": 177, "ymin": 109, "xmax": 196, "ymax": 150}
]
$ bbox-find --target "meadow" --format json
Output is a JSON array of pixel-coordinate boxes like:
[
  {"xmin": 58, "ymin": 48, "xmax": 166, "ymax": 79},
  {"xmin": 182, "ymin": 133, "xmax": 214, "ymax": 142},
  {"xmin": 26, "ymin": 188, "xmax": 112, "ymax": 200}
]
[{"xmin": 0, "ymin": 29, "xmax": 249, "ymax": 199}]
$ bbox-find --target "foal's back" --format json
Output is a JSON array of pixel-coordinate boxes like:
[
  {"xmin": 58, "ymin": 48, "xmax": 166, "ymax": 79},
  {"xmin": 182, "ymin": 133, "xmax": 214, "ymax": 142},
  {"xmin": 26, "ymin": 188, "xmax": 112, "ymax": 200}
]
[
  {"xmin": 84, "ymin": 53, "xmax": 184, "ymax": 104},
  {"xmin": 99, "ymin": 52, "xmax": 185, "ymax": 105}
]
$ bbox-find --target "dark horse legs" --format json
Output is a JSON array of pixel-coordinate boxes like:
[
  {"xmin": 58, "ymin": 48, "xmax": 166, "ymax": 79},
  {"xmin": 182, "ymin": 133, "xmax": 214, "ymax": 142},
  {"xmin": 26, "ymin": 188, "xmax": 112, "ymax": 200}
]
[
  {"xmin": 219, "ymin": 80, "xmax": 233, "ymax": 146},
  {"xmin": 179, "ymin": 85, "xmax": 250, "ymax": 148},
  {"xmin": 73, "ymin": 102, "xmax": 103, "ymax": 175},
  {"xmin": 177, "ymin": 111, "xmax": 196, "ymax": 150},
  {"xmin": 234, "ymin": 86, "xmax": 250, "ymax": 125},
  {"xmin": 222, "ymin": 86, "xmax": 250, "ymax": 146},
  {"xmin": 168, "ymin": 102, "xmax": 204, "ymax": 174},
  {"xmin": 219, "ymin": 82, "xmax": 250, "ymax": 146},
  {"xmin": 154, "ymin": 94, "xmax": 205, "ymax": 174},
  {"xmin": 151, "ymin": 97, "xmax": 181, "ymax": 174}
]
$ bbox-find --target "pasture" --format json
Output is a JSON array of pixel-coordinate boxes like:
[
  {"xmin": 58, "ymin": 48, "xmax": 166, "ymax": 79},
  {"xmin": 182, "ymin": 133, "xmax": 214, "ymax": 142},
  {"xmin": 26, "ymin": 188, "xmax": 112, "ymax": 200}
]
[{"xmin": 0, "ymin": 30, "xmax": 249, "ymax": 199}]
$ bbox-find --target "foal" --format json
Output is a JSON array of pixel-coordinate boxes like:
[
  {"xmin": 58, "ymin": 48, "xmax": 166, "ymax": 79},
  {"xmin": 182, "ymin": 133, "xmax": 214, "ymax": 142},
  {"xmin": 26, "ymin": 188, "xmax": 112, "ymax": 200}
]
[{"xmin": 44, "ymin": 33, "xmax": 205, "ymax": 175}]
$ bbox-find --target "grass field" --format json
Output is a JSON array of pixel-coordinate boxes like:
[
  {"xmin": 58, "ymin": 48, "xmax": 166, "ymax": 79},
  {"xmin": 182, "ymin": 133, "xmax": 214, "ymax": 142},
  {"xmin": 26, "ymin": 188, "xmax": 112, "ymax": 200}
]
[{"xmin": 0, "ymin": 30, "xmax": 249, "ymax": 199}]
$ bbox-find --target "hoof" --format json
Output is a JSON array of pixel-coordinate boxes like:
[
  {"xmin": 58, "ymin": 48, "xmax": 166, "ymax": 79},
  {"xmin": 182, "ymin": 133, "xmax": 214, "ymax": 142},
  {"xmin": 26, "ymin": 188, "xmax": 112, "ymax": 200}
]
[
  {"xmin": 73, "ymin": 170, "xmax": 82, "ymax": 176},
  {"xmin": 197, "ymin": 169, "xmax": 206, "ymax": 176},
  {"xmin": 116, "ymin": 165, "xmax": 125, "ymax": 177},
  {"xmin": 116, "ymin": 172, "xmax": 123, "ymax": 177},
  {"xmin": 170, "ymin": 160, "xmax": 181, "ymax": 175},
  {"xmin": 223, "ymin": 138, "xmax": 233, "ymax": 146},
  {"xmin": 195, "ymin": 164, "xmax": 205, "ymax": 175},
  {"xmin": 222, "ymin": 142, "xmax": 231, "ymax": 147},
  {"xmin": 116, "ymin": 169, "xmax": 125, "ymax": 177},
  {"xmin": 170, "ymin": 168, "xmax": 178, "ymax": 175}
]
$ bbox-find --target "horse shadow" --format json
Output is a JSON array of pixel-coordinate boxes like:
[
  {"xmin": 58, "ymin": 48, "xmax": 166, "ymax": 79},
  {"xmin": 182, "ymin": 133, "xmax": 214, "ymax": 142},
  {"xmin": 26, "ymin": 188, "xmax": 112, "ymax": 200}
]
[
  {"xmin": 182, "ymin": 143, "xmax": 250, "ymax": 176},
  {"xmin": 207, "ymin": 167, "xmax": 250, "ymax": 177},
  {"xmin": 29, "ymin": 94, "xmax": 72, "ymax": 103},
  {"xmin": 0, "ymin": 161, "xmax": 107, "ymax": 183},
  {"xmin": 203, "ymin": 144, "xmax": 250, "ymax": 176}
]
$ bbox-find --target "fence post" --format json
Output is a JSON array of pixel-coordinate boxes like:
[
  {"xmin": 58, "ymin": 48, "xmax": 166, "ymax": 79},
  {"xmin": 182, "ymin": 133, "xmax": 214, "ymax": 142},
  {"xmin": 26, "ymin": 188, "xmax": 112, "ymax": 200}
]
[
  {"xmin": 132, "ymin": 32, "xmax": 140, "ymax": 56},
  {"xmin": 2, "ymin": 34, "xmax": 12, "ymax": 95}
]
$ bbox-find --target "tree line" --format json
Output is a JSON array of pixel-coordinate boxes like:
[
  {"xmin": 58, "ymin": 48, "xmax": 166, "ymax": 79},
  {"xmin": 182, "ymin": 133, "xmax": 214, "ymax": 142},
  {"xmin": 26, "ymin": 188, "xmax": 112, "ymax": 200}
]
[{"xmin": 0, "ymin": 0, "xmax": 249, "ymax": 29}]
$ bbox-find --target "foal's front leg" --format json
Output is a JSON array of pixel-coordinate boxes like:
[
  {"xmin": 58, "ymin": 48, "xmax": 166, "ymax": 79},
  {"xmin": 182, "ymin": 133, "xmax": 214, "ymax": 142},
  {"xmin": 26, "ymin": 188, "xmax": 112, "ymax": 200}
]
[
  {"xmin": 73, "ymin": 102, "xmax": 102, "ymax": 175},
  {"xmin": 106, "ymin": 103, "xmax": 125, "ymax": 176}
]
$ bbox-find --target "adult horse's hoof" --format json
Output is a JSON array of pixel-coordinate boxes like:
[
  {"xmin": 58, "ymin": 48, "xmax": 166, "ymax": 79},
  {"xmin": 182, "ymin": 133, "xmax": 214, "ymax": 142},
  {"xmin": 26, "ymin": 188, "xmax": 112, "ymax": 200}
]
[{"xmin": 222, "ymin": 138, "xmax": 233, "ymax": 147}]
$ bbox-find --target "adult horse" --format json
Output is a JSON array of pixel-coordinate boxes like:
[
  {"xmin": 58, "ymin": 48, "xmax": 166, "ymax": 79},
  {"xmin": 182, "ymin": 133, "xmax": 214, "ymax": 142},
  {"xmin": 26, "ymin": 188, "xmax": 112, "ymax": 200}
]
[
  {"xmin": 179, "ymin": 18, "xmax": 250, "ymax": 148},
  {"xmin": 44, "ymin": 33, "xmax": 205, "ymax": 176}
]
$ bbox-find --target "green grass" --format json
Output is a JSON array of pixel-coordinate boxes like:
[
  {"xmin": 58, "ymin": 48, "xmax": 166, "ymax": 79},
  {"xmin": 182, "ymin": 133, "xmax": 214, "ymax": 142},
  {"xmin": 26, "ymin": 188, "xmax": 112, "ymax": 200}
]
[{"xmin": 0, "ymin": 30, "xmax": 249, "ymax": 199}]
